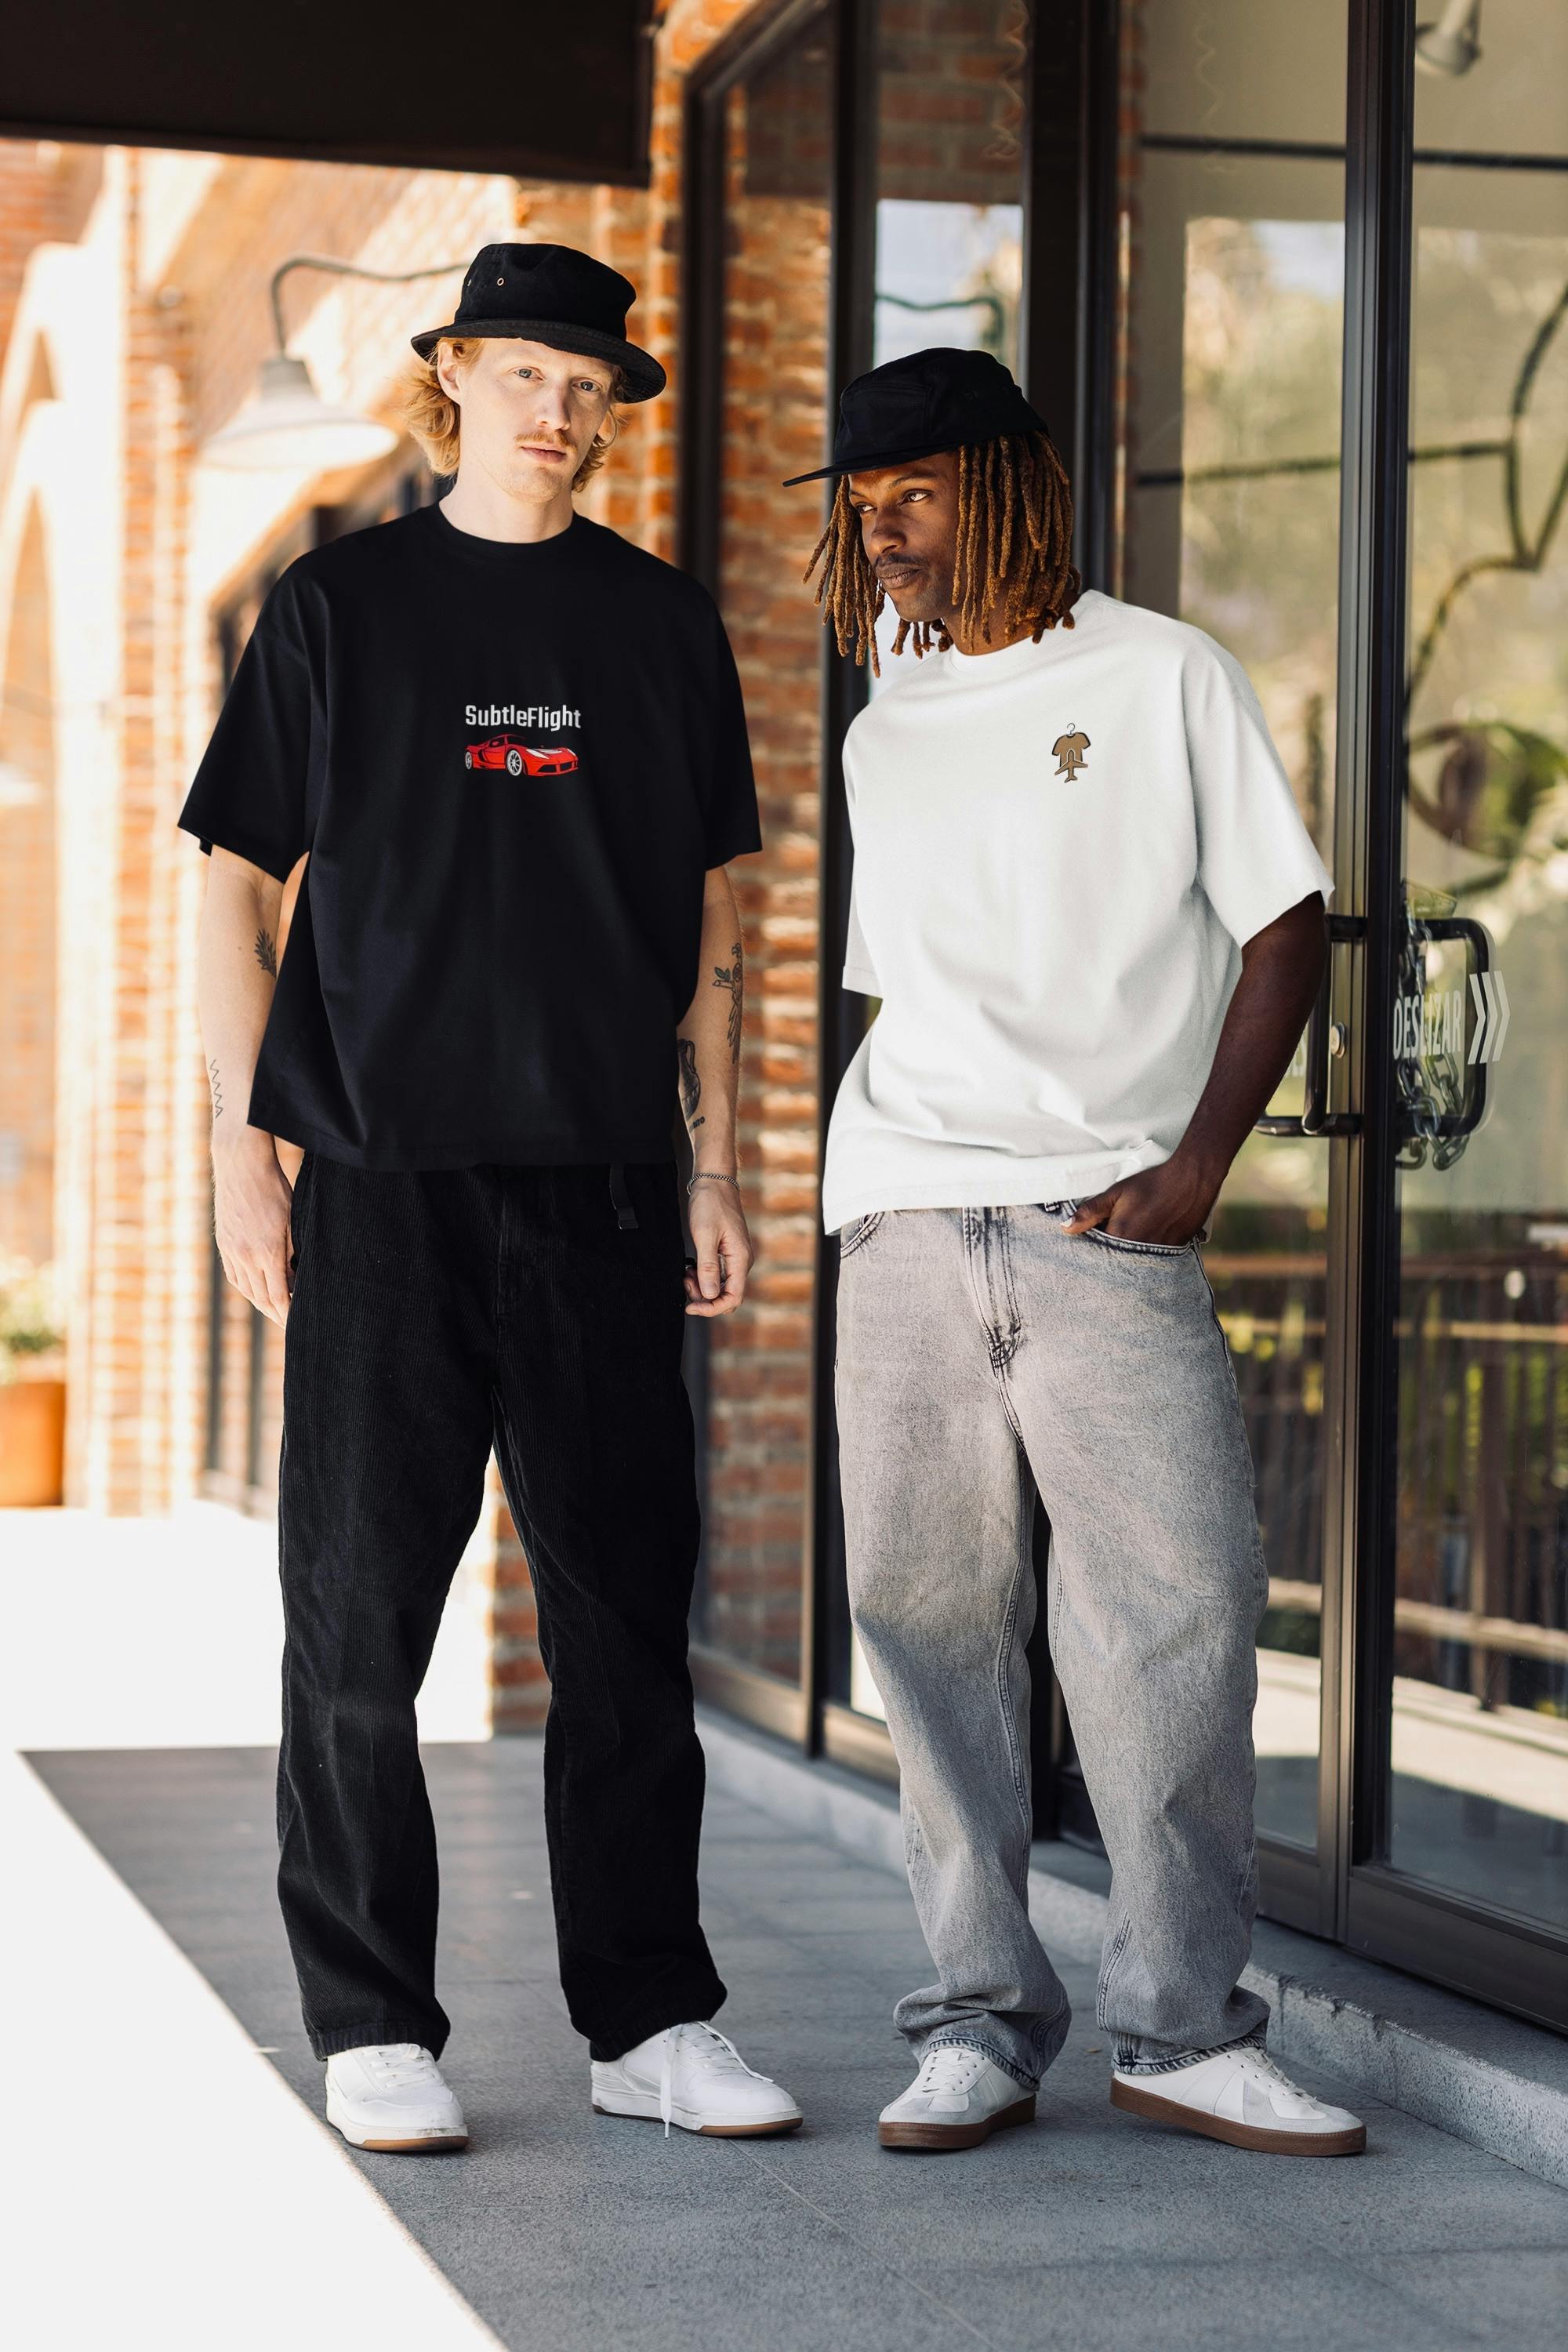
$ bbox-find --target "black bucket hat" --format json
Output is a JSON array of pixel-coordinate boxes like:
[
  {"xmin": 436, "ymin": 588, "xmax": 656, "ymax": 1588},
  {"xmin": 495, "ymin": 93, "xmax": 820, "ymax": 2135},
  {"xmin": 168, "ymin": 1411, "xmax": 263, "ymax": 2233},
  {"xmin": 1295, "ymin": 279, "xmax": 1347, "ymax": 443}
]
[
  {"xmin": 411, "ymin": 242, "xmax": 666, "ymax": 401},
  {"xmin": 782, "ymin": 347, "xmax": 1047, "ymax": 486}
]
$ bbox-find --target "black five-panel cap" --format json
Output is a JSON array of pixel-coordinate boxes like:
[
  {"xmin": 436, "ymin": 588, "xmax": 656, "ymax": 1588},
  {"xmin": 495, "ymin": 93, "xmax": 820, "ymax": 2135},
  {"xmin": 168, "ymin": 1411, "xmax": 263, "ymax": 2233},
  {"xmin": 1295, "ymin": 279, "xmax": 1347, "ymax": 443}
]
[
  {"xmin": 782, "ymin": 347, "xmax": 1049, "ymax": 486},
  {"xmin": 411, "ymin": 242, "xmax": 666, "ymax": 401}
]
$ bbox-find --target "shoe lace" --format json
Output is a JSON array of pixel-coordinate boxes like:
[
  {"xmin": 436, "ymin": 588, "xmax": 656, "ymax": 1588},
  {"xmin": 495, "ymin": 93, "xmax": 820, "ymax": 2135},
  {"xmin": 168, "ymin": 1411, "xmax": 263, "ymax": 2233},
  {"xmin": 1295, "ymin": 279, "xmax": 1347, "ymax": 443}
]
[
  {"xmin": 916, "ymin": 2045, "xmax": 985, "ymax": 2094},
  {"xmin": 1233, "ymin": 2045, "xmax": 1323, "ymax": 2113},
  {"xmin": 361, "ymin": 2042, "xmax": 438, "ymax": 2090},
  {"xmin": 658, "ymin": 2021, "xmax": 774, "ymax": 2139}
]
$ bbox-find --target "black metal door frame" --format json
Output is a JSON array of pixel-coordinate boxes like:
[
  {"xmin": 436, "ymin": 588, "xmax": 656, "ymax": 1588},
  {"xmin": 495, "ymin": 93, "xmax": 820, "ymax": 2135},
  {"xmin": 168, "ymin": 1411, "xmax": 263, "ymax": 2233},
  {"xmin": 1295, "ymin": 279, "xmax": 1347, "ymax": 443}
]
[{"xmin": 681, "ymin": 0, "xmax": 843, "ymax": 1751}]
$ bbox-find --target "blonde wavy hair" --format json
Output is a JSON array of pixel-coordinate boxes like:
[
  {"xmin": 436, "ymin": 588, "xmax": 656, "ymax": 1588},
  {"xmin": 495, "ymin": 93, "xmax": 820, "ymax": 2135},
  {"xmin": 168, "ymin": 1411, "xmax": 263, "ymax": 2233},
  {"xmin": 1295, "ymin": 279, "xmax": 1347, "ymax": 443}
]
[{"xmin": 400, "ymin": 336, "xmax": 629, "ymax": 488}]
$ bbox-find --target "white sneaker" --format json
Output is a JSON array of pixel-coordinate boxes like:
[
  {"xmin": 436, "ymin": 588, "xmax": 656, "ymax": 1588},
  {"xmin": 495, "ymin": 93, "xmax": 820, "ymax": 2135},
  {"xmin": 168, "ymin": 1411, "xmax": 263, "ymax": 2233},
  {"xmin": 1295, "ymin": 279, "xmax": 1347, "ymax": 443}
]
[
  {"xmin": 878, "ymin": 2045, "xmax": 1036, "ymax": 2151},
  {"xmin": 324, "ymin": 2042, "xmax": 469, "ymax": 2152},
  {"xmin": 590, "ymin": 2020, "xmax": 802, "ymax": 2138},
  {"xmin": 1111, "ymin": 2040, "xmax": 1366, "ymax": 2156}
]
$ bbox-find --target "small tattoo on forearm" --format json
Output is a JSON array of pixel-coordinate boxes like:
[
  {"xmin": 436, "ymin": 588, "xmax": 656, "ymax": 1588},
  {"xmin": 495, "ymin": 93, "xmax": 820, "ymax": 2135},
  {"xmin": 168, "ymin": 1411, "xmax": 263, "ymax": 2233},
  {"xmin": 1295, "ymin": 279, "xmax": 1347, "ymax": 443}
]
[
  {"xmin": 254, "ymin": 927, "xmax": 278, "ymax": 977},
  {"xmin": 713, "ymin": 938, "xmax": 743, "ymax": 1062},
  {"xmin": 208, "ymin": 1057, "xmax": 223, "ymax": 1119},
  {"xmin": 677, "ymin": 1036, "xmax": 704, "ymax": 1130}
]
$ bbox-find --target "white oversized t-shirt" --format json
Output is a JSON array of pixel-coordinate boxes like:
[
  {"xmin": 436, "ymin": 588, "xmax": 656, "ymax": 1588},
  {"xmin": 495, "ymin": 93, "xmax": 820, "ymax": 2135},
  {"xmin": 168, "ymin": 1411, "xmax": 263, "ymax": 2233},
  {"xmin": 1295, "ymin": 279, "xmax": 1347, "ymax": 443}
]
[{"xmin": 821, "ymin": 590, "xmax": 1334, "ymax": 1234}]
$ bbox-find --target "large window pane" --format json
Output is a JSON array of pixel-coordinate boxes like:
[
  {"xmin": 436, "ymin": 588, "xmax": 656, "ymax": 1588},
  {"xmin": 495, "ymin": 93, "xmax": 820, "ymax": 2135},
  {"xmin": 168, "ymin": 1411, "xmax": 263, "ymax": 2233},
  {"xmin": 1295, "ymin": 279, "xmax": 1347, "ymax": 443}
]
[
  {"xmin": 1388, "ymin": 17, "xmax": 1568, "ymax": 1926},
  {"xmin": 1115, "ymin": 1, "xmax": 1347, "ymax": 1850},
  {"xmin": 840, "ymin": 0, "xmax": 1034, "ymax": 1719}
]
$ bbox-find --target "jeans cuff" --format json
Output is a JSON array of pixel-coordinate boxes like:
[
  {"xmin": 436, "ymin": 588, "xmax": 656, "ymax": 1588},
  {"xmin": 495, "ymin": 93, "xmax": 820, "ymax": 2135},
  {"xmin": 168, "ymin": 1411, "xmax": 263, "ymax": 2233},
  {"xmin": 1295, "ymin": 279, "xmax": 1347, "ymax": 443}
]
[
  {"xmin": 920, "ymin": 2030, "xmax": 1039, "ymax": 2092},
  {"xmin": 1114, "ymin": 2023, "xmax": 1268, "ymax": 2077},
  {"xmin": 310, "ymin": 2017, "xmax": 448, "ymax": 2063}
]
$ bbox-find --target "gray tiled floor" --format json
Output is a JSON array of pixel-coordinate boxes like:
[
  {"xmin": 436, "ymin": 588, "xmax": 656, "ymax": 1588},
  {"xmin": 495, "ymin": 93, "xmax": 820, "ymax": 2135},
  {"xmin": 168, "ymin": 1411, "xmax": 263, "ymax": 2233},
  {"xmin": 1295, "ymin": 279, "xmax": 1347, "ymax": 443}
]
[{"xmin": 30, "ymin": 1740, "xmax": 1568, "ymax": 2352}]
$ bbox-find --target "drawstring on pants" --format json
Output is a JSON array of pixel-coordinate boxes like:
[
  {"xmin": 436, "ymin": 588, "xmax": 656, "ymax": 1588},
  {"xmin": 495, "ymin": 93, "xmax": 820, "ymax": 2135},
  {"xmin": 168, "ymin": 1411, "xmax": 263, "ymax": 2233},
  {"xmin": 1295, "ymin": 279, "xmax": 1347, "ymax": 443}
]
[{"xmin": 608, "ymin": 1163, "xmax": 638, "ymax": 1231}]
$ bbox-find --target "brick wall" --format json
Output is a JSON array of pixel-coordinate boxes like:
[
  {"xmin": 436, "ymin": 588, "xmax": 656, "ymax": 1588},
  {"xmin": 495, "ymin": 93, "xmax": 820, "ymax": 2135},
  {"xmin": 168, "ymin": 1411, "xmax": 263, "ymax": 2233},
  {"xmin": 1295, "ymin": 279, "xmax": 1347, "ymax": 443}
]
[{"xmin": 0, "ymin": 143, "xmax": 64, "ymax": 365}]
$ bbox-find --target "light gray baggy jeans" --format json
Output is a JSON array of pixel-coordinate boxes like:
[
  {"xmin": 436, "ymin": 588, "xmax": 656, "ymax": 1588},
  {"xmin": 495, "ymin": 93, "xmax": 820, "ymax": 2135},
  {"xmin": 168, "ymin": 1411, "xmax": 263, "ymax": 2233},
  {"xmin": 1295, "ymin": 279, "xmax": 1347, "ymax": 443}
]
[{"xmin": 833, "ymin": 1200, "xmax": 1272, "ymax": 2089}]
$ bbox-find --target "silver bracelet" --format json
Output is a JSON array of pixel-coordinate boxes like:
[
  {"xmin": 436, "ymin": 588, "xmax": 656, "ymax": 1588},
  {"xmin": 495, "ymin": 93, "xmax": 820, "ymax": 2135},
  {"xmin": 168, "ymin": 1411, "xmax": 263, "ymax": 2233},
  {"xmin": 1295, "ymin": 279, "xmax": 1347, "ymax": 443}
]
[{"xmin": 688, "ymin": 1171, "xmax": 741, "ymax": 1196}]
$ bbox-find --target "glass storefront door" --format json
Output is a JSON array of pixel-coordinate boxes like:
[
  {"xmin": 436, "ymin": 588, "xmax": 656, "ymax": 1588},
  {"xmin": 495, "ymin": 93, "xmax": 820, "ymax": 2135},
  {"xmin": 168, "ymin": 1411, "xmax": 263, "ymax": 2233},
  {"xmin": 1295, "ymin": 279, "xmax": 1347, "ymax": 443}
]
[
  {"xmin": 1377, "ymin": 13, "xmax": 1568, "ymax": 1938},
  {"xmin": 1114, "ymin": 0, "xmax": 1349, "ymax": 1873},
  {"xmin": 1064, "ymin": 0, "xmax": 1567, "ymax": 2009}
]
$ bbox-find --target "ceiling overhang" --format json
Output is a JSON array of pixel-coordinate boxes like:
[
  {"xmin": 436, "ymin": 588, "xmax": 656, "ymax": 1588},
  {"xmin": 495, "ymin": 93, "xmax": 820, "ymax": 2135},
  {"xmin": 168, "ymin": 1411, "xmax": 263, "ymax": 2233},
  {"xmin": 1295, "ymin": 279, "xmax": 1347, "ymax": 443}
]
[{"xmin": 0, "ymin": 0, "xmax": 656, "ymax": 188}]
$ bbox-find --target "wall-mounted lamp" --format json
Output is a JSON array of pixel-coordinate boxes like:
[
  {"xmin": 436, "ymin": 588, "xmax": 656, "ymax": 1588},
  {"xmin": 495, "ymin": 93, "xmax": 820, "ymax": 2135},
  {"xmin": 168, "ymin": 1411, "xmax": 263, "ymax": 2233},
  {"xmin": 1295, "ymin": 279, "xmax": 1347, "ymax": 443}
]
[
  {"xmin": 202, "ymin": 253, "xmax": 469, "ymax": 472},
  {"xmin": 1415, "ymin": 0, "xmax": 1483, "ymax": 75}
]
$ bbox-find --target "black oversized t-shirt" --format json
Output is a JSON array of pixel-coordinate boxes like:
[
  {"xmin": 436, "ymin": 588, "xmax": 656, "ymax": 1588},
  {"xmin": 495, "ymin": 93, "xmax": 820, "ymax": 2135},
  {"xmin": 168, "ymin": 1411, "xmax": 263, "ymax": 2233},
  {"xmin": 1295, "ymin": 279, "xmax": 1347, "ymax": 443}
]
[{"xmin": 177, "ymin": 503, "xmax": 761, "ymax": 1169}]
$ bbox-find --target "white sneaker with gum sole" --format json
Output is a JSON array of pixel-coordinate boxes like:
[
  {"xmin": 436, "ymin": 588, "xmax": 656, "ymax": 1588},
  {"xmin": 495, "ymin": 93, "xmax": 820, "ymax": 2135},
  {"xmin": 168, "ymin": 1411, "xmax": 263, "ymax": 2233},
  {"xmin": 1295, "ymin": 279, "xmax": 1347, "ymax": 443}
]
[
  {"xmin": 878, "ymin": 2045, "xmax": 1036, "ymax": 2151},
  {"xmin": 1111, "ymin": 2042, "xmax": 1366, "ymax": 2156},
  {"xmin": 324, "ymin": 2042, "xmax": 468, "ymax": 2152},
  {"xmin": 591, "ymin": 2020, "xmax": 802, "ymax": 2137}
]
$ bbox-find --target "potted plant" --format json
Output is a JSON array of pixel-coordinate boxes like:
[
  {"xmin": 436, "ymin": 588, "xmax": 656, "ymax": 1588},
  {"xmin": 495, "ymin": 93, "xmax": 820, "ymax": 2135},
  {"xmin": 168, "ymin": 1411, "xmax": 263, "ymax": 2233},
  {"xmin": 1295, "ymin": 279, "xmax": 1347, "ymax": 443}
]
[{"xmin": 0, "ymin": 1258, "xmax": 66, "ymax": 1506}]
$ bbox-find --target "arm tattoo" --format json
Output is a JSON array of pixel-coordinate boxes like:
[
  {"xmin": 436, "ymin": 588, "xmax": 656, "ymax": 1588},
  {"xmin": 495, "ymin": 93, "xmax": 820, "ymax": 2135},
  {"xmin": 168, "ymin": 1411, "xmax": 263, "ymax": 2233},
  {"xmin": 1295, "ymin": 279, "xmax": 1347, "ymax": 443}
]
[
  {"xmin": 677, "ymin": 1036, "xmax": 704, "ymax": 1131},
  {"xmin": 712, "ymin": 937, "xmax": 743, "ymax": 1063},
  {"xmin": 254, "ymin": 927, "xmax": 278, "ymax": 977},
  {"xmin": 208, "ymin": 1057, "xmax": 223, "ymax": 1120}
]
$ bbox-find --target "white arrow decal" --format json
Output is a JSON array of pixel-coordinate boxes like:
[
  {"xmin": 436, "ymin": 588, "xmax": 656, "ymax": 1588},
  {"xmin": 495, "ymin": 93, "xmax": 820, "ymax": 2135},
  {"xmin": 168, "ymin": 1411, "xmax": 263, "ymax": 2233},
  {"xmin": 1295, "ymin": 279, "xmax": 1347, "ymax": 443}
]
[
  {"xmin": 1468, "ymin": 972, "xmax": 1490, "ymax": 1065},
  {"xmin": 1468, "ymin": 969, "xmax": 1511, "ymax": 1065}
]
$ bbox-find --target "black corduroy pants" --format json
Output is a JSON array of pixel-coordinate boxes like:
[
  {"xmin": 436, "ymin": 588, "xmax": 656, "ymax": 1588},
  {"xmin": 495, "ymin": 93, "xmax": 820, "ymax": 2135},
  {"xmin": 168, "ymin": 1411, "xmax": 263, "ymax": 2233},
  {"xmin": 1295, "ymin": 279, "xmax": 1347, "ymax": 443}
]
[{"xmin": 276, "ymin": 1150, "xmax": 725, "ymax": 2064}]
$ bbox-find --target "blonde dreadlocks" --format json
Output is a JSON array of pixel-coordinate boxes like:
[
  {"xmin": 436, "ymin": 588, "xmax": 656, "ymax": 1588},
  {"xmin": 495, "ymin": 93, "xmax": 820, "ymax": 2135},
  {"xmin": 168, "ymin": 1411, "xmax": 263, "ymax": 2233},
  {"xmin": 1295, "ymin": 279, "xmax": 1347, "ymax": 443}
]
[{"xmin": 803, "ymin": 430, "xmax": 1080, "ymax": 677}]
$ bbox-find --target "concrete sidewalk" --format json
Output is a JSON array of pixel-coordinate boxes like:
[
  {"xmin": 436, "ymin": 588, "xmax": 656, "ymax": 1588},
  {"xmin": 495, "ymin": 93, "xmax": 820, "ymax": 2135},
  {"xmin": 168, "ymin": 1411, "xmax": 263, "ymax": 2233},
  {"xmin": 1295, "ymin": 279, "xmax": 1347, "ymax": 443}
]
[{"xmin": 24, "ymin": 1737, "xmax": 1568, "ymax": 2352}]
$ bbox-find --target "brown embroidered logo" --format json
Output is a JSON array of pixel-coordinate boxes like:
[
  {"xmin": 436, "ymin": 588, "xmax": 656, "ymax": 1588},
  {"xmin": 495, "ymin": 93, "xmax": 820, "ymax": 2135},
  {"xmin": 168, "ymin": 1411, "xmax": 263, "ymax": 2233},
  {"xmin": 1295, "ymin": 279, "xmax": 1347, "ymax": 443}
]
[{"xmin": 1052, "ymin": 725, "xmax": 1091, "ymax": 781}]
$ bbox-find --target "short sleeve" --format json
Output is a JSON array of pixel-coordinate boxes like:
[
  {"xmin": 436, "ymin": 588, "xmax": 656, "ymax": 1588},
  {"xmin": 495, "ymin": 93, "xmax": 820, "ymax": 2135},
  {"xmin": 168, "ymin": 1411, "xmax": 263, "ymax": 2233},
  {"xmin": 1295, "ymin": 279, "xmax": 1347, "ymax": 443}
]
[
  {"xmin": 843, "ymin": 868, "xmax": 880, "ymax": 995},
  {"xmin": 700, "ymin": 603, "xmax": 762, "ymax": 869},
  {"xmin": 176, "ymin": 585, "xmax": 313, "ymax": 885},
  {"xmin": 1186, "ymin": 637, "xmax": 1334, "ymax": 947}
]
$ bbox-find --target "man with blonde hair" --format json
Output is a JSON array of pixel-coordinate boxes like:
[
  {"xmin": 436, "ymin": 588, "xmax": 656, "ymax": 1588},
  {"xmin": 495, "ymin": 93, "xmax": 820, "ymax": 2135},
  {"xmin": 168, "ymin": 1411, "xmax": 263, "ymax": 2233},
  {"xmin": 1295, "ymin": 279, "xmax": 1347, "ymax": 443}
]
[{"xmin": 179, "ymin": 244, "xmax": 801, "ymax": 2151}]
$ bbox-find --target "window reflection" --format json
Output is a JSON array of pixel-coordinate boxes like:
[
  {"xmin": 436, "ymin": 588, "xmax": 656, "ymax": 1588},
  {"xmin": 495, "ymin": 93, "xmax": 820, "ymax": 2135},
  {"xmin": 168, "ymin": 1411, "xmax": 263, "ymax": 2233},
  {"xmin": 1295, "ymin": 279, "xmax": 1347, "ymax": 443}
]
[
  {"xmin": 1116, "ymin": 0, "xmax": 1348, "ymax": 1851},
  {"xmin": 1390, "ymin": 117, "xmax": 1568, "ymax": 1923},
  {"xmin": 695, "ymin": 14, "xmax": 836, "ymax": 1687}
]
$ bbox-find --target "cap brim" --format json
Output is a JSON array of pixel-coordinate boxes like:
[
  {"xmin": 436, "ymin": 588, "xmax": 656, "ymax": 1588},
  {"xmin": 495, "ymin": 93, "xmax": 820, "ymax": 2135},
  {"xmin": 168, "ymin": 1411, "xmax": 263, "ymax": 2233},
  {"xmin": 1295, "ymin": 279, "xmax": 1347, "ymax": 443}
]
[
  {"xmin": 782, "ymin": 443, "xmax": 936, "ymax": 488},
  {"xmin": 410, "ymin": 318, "xmax": 666, "ymax": 401},
  {"xmin": 782, "ymin": 418, "xmax": 1049, "ymax": 489}
]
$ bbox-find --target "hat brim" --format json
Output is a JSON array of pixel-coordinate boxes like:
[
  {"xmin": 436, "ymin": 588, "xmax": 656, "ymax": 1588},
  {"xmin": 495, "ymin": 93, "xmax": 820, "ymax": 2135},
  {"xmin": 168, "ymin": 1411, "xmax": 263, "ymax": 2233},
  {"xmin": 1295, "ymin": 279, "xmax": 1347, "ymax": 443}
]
[
  {"xmin": 782, "ymin": 414, "xmax": 1050, "ymax": 488},
  {"xmin": 410, "ymin": 318, "xmax": 666, "ymax": 402}
]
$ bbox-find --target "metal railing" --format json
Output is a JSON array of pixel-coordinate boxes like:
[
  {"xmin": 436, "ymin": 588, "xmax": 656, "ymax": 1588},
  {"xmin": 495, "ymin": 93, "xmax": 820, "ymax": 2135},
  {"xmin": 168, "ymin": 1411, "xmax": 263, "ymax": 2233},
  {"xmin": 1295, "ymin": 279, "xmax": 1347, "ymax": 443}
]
[{"xmin": 1205, "ymin": 1242, "xmax": 1568, "ymax": 1705}]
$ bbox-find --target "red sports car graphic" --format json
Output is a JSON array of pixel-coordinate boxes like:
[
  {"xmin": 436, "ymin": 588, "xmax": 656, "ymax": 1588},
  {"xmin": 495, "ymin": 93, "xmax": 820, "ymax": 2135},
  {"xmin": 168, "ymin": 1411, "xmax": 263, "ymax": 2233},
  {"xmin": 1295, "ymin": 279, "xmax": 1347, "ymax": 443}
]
[{"xmin": 464, "ymin": 734, "xmax": 579, "ymax": 777}]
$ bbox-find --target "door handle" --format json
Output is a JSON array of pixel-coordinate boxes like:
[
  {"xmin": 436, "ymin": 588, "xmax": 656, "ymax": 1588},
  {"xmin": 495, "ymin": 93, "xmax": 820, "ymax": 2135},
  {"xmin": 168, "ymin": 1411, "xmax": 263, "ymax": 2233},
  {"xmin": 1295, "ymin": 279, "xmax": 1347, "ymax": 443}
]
[
  {"xmin": 1255, "ymin": 913, "xmax": 1364, "ymax": 1138},
  {"xmin": 1395, "ymin": 910, "xmax": 1501, "ymax": 1163}
]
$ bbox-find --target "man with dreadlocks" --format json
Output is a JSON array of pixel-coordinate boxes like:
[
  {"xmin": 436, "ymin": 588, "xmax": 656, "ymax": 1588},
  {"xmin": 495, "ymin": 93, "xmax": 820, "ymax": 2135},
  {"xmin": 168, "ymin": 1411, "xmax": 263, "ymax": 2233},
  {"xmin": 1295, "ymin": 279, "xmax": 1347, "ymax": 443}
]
[{"xmin": 787, "ymin": 348, "xmax": 1366, "ymax": 2160}]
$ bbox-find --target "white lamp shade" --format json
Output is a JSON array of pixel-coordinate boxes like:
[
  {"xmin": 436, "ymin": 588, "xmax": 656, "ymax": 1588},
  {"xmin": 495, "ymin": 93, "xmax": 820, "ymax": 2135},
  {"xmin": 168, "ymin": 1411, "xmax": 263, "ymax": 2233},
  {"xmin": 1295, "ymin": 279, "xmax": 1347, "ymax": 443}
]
[{"xmin": 203, "ymin": 354, "xmax": 399, "ymax": 472}]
